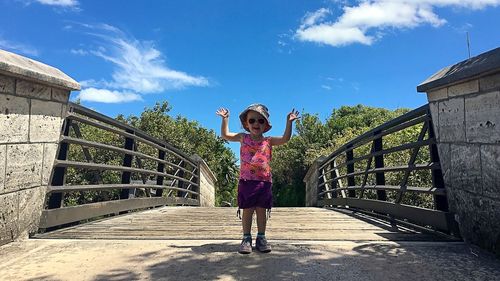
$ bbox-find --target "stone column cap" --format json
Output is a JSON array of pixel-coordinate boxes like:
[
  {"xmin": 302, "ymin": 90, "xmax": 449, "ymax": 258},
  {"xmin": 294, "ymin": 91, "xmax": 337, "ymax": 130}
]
[
  {"xmin": 0, "ymin": 49, "xmax": 80, "ymax": 90},
  {"xmin": 417, "ymin": 47, "xmax": 500, "ymax": 93}
]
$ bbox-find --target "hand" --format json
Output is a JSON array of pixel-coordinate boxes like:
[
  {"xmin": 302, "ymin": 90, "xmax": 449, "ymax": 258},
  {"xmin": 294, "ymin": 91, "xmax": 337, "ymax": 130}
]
[
  {"xmin": 216, "ymin": 108, "xmax": 230, "ymax": 119},
  {"xmin": 287, "ymin": 108, "xmax": 300, "ymax": 122}
]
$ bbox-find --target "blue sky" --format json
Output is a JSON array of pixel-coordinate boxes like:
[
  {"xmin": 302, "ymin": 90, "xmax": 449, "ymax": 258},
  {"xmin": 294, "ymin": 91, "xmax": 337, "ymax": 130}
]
[{"xmin": 2, "ymin": 0, "xmax": 500, "ymax": 156}]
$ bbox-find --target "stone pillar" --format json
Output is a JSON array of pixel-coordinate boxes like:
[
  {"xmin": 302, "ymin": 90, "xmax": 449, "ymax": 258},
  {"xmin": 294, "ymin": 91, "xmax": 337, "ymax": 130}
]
[
  {"xmin": 303, "ymin": 156, "xmax": 326, "ymax": 207},
  {"xmin": 0, "ymin": 50, "xmax": 80, "ymax": 245},
  {"xmin": 417, "ymin": 47, "xmax": 500, "ymax": 256},
  {"xmin": 192, "ymin": 155, "xmax": 216, "ymax": 207}
]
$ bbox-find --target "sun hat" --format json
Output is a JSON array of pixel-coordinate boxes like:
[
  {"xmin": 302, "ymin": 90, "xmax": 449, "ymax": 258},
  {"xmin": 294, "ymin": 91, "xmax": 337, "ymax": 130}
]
[{"xmin": 239, "ymin": 103, "xmax": 272, "ymax": 133}]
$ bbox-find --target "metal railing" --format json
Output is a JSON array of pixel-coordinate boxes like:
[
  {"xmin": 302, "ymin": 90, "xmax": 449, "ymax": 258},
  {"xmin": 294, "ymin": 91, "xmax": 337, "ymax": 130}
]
[
  {"xmin": 316, "ymin": 104, "xmax": 457, "ymax": 233},
  {"xmin": 39, "ymin": 103, "xmax": 201, "ymax": 229}
]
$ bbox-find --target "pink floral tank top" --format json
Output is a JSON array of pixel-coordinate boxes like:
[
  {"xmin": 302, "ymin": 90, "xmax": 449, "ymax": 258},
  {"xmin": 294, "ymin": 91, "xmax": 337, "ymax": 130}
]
[{"xmin": 240, "ymin": 134, "xmax": 272, "ymax": 182}]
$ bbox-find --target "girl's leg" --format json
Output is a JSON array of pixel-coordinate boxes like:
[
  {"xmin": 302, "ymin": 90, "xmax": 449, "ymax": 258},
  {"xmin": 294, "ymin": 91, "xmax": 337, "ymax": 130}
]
[
  {"xmin": 255, "ymin": 207, "xmax": 267, "ymax": 233},
  {"xmin": 255, "ymin": 207, "xmax": 271, "ymax": 253},
  {"xmin": 242, "ymin": 208, "xmax": 255, "ymax": 235},
  {"xmin": 239, "ymin": 208, "xmax": 255, "ymax": 254}
]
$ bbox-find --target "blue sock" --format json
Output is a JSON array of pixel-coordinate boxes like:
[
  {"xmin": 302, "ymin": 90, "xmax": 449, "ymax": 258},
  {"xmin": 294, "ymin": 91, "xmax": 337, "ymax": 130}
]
[
  {"xmin": 243, "ymin": 233, "xmax": 252, "ymax": 240},
  {"xmin": 257, "ymin": 232, "xmax": 265, "ymax": 238}
]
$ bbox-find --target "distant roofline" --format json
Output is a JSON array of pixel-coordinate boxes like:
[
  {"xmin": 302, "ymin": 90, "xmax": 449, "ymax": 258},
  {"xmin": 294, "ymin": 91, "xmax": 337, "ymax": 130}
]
[
  {"xmin": 0, "ymin": 49, "xmax": 80, "ymax": 91},
  {"xmin": 417, "ymin": 47, "xmax": 500, "ymax": 93}
]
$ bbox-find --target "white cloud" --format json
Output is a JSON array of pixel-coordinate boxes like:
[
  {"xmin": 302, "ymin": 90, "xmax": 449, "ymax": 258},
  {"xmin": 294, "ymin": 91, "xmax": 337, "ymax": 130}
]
[
  {"xmin": 276, "ymin": 33, "xmax": 295, "ymax": 54},
  {"xmin": 296, "ymin": 0, "xmax": 500, "ymax": 47},
  {"xmin": 321, "ymin": 85, "xmax": 332, "ymax": 90},
  {"xmin": 35, "ymin": 0, "xmax": 79, "ymax": 7},
  {"xmin": 301, "ymin": 8, "xmax": 331, "ymax": 28},
  {"xmin": 70, "ymin": 23, "xmax": 209, "ymax": 103},
  {"xmin": 87, "ymin": 38, "xmax": 209, "ymax": 93},
  {"xmin": 0, "ymin": 37, "xmax": 39, "ymax": 56},
  {"xmin": 70, "ymin": 48, "xmax": 87, "ymax": 55},
  {"xmin": 76, "ymin": 88, "xmax": 142, "ymax": 103}
]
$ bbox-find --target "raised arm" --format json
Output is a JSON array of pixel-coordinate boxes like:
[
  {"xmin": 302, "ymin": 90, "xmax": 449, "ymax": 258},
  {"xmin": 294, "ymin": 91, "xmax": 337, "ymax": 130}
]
[
  {"xmin": 270, "ymin": 109, "xmax": 299, "ymax": 146},
  {"xmin": 216, "ymin": 108, "xmax": 242, "ymax": 142}
]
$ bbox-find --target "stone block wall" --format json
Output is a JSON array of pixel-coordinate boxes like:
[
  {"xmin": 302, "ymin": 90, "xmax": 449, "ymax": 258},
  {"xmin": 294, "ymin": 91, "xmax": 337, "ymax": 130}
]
[
  {"xmin": 0, "ymin": 49, "xmax": 79, "ymax": 245},
  {"xmin": 418, "ymin": 47, "xmax": 500, "ymax": 256}
]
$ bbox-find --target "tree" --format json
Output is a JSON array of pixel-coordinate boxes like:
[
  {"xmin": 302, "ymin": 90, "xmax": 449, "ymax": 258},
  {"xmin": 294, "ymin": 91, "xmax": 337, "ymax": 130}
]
[
  {"xmin": 121, "ymin": 101, "xmax": 239, "ymax": 206},
  {"xmin": 64, "ymin": 101, "xmax": 239, "ymax": 207},
  {"xmin": 270, "ymin": 105, "xmax": 424, "ymax": 207}
]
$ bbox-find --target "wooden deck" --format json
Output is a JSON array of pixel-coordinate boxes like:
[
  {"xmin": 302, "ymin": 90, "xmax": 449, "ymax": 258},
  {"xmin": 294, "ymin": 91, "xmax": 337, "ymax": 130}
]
[
  {"xmin": 6, "ymin": 207, "xmax": 500, "ymax": 281},
  {"xmin": 35, "ymin": 207, "xmax": 450, "ymax": 241}
]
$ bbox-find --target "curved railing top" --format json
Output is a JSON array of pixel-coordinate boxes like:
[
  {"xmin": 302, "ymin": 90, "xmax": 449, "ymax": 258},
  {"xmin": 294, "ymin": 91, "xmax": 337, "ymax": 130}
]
[
  {"xmin": 69, "ymin": 102, "xmax": 197, "ymax": 166},
  {"xmin": 40, "ymin": 103, "xmax": 209, "ymax": 230},
  {"xmin": 308, "ymin": 103, "xmax": 459, "ymax": 235},
  {"xmin": 319, "ymin": 104, "xmax": 429, "ymax": 169}
]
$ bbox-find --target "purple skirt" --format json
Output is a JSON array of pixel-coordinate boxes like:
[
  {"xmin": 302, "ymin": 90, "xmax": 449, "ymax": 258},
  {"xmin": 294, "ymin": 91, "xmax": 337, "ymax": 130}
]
[{"xmin": 237, "ymin": 179, "xmax": 273, "ymax": 209}]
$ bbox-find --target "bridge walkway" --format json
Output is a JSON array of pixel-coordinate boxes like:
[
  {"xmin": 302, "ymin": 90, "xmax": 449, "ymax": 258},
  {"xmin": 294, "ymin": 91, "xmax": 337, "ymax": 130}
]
[
  {"xmin": 1, "ymin": 207, "xmax": 499, "ymax": 280},
  {"xmin": 33, "ymin": 207, "xmax": 446, "ymax": 241}
]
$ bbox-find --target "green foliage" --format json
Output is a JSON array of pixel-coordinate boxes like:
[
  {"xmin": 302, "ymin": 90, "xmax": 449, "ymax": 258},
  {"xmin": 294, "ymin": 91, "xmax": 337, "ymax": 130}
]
[
  {"xmin": 271, "ymin": 104, "xmax": 433, "ymax": 208},
  {"xmin": 63, "ymin": 101, "xmax": 238, "ymax": 207},
  {"xmin": 122, "ymin": 101, "xmax": 239, "ymax": 206},
  {"xmin": 63, "ymin": 101, "xmax": 432, "ymax": 209}
]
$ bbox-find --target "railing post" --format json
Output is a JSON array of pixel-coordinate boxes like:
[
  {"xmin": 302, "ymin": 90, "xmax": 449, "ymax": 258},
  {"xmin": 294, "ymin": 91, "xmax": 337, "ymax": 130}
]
[
  {"xmin": 48, "ymin": 118, "xmax": 72, "ymax": 209},
  {"xmin": 304, "ymin": 156, "xmax": 326, "ymax": 207},
  {"xmin": 346, "ymin": 145, "xmax": 356, "ymax": 198},
  {"xmin": 156, "ymin": 149, "xmax": 166, "ymax": 197},
  {"xmin": 120, "ymin": 129, "xmax": 135, "ymax": 199},
  {"xmin": 373, "ymin": 133, "xmax": 387, "ymax": 201}
]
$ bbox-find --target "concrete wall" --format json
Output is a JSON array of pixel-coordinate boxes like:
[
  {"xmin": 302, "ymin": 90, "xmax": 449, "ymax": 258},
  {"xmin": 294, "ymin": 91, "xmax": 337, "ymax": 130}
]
[
  {"xmin": 192, "ymin": 155, "xmax": 216, "ymax": 207},
  {"xmin": 418, "ymin": 47, "xmax": 500, "ymax": 256},
  {"xmin": 0, "ymin": 50, "xmax": 79, "ymax": 245},
  {"xmin": 303, "ymin": 157, "xmax": 326, "ymax": 207}
]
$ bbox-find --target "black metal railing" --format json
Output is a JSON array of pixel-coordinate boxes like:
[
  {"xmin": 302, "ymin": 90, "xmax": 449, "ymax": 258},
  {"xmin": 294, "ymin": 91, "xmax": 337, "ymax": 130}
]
[
  {"xmin": 39, "ymin": 103, "xmax": 201, "ymax": 229},
  {"xmin": 316, "ymin": 104, "xmax": 457, "ymax": 233}
]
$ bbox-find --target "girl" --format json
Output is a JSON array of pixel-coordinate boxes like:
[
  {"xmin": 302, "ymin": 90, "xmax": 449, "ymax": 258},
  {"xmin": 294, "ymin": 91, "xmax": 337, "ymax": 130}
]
[{"xmin": 216, "ymin": 104, "xmax": 299, "ymax": 254}]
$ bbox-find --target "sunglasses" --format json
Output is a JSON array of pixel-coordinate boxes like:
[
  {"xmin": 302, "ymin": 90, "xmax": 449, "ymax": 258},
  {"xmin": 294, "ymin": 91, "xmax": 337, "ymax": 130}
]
[{"xmin": 248, "ymin": 118, "xmax": 266, "ymax": 124}]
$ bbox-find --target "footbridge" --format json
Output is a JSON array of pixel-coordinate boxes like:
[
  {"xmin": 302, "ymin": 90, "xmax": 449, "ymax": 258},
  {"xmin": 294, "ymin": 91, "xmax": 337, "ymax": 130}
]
[{"xmin": 1, "ymin": 48, "xmax": 500, "ymax": 280}]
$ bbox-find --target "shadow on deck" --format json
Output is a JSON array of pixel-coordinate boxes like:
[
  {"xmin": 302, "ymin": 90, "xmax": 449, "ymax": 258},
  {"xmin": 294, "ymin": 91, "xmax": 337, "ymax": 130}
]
[
  {"xmin": 34, "ymin": 207, "xmax": 450, "ymax": 242},
  {"xmin": 1, "ymin": 207, "xmax": 499, "ymax": 281}
]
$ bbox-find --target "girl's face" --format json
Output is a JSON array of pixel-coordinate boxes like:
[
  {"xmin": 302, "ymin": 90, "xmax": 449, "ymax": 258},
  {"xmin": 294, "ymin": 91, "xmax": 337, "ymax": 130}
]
[{"xmin": 245, "ymin": 111, "xmax": 268, "ymax": 136}]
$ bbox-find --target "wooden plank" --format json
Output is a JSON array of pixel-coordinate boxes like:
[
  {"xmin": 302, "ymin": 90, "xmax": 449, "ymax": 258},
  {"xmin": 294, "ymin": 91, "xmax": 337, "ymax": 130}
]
[{"xmin": 35, "ymin": 207, "xmax": 453, "ymax": 242}]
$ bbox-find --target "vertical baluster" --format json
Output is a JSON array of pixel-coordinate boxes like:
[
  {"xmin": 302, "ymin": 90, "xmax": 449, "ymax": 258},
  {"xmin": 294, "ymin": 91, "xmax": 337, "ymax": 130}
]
[
  {"xmin": 346, "ymin": 145, "xmax": 356, "ymax": 198},
  {"xmin": 156, "ymin": 148, "xmax": 166, "ymax": 197},
  {"xmin": 374, "ymin": 133, "xmax": 387, "ymax": 201},
  {"xmin": 120, "ymin": 129, "xmax": 135, "ymax": 199}
]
